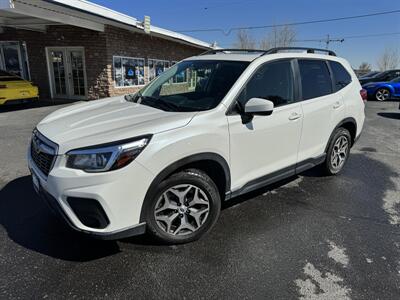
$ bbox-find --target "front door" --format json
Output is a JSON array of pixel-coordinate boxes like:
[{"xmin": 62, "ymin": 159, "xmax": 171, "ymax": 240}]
[
  {"xmin": 228, "ymin": 59, "xmax": 303, "ymax": 192},
  {"xmin": 47, "ymin": 47, "xmax": 87, "ymax": 100}
]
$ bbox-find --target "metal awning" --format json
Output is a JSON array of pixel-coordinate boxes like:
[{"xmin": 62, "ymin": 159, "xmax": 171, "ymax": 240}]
[
  {"xmin": 0, "ymin": 0, "xmax": 215, "ymax": 49},
  {"xmin": 0, "ymin": 0, "xmax": 104, "ymax": 32}
]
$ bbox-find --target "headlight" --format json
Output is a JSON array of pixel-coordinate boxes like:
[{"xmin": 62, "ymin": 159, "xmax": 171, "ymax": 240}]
[{"xmin": 66, "ymin": 136, "xmax": 151, "ymax": 172}]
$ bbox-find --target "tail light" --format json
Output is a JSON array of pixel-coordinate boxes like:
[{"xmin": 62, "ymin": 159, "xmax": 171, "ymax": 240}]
[
  {"xmin": 360, "ymin": 89, "xmax": 367, "ymax": 103},
  {"xmin": 0, "ymin": 84, "xmax": 7, "ymax": 89}
]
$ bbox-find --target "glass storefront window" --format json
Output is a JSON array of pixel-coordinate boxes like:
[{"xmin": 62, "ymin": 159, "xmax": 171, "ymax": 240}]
[
  {"xmin": 113, "ymin": 56, "xmax": 145, "ymax": 87},
  {"xmin": 148, "ymin": 59, "xmax": 170, "ymax": 82}
]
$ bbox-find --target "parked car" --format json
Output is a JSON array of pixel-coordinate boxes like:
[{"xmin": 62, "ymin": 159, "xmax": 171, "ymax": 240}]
[
  {"xmin": 28, "ymin": 47, "xmax": 365, "ymax": 244},
  {"xmin": 359, "ymin": 71, "xmax": 380, "ymax": 79},
  {"xmin": 362, "ymin": 77, "xmax": 400, "ymax": 101},
  {"xmin": 359, "ymin": 69, "xmax": 400, "ymax": 85},
  {"xmin": 0, "ymin": 70, "xmax": 39, "ymax": 105}
]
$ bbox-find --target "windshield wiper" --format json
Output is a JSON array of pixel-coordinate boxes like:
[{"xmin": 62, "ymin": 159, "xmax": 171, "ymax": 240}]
[
  {"xmin": 138, "ymin": 96, "xmax": 181, "ymax": 112},
  {"xmin": 126, "ymin": 93, "xmax": 182, "ymax": 112}
]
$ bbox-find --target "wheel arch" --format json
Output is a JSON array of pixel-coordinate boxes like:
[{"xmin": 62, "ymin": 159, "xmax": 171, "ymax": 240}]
[
  {"xmin": 139, "ymin": 153, "xmax": 230, "ymax": 222},
  {"xmin": 325, "ymin": 117, "xmax": 357, "ymax": 152},
  {"xmin": 381, "ymin": 84, "xmax": 395, "ymax": 93},
  {"xmin": 375, "ymin": 85, "xmax": 394, "ymax": 97}
]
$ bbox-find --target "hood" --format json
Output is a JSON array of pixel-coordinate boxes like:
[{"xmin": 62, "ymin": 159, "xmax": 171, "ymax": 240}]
[{"xmin": 37, "ymin": 96, "xmax": 196, "ymax": 154}]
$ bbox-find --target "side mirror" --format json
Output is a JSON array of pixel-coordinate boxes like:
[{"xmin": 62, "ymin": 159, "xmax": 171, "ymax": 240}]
[{"xmin": 244, "ymin": 98, "xmax": 274, "ymax": 116}]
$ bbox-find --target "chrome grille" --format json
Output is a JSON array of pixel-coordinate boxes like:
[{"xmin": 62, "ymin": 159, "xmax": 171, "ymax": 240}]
[{"xmin": 30, "ymin": 131, "xmax": 57, "ymax": 177}]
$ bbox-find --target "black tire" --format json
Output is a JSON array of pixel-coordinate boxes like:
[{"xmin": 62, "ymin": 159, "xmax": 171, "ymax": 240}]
[
  {"xmin": 144, "ymin": 169, "xmax": 221, "ymax": 244},
  {"xmin": 322, "ymin": 127, "xmax": 351, "ymax": 175},
  {"xmin": 375, "ymin": 88, "xmax": 391, "ymax": 101}
]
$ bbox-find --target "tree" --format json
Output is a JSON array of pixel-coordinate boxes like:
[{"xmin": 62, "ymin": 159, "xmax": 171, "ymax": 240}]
[
  {"xmin": 233, "ymin": 29, "xmax": 256, "ymax": 49},
  {"xmin": 260, "ymin": 25, "xmax": 296, "ymax": 50},
  {"xmin": 377, "ymin": 47, "xmax": 400, "ymax": 71},
  {"xmin": 359, "ymin": 62, "xmax": 371, "ymax": 72}
]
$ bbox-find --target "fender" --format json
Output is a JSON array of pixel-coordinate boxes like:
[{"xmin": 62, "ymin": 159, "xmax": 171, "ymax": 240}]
[
  {"xmin": 324, "ymin": 117, "xmax": 357, "ymax": 153},
  {"xmin": 139, "ymin": 152, "xmax": 231, "ymax": 222},
  {"xmin": 382, "ymin": 84, "xmax": 396, "ymax": 95}
]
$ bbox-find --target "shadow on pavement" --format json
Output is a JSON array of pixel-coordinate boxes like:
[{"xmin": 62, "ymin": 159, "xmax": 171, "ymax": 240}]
[
  {"xmin": 0, "ymin": 99, "xmax": 79, "ymax": 113},
  {"xmin": 0, "ymin": 176, "xmax": 120, "ymax": 262},
  {"xmin": 377, "ymin": 112, "xmax": 400, "ymax": 120},
  {"xmin": 0, "ymin": 153, "xmax": 397, "ymax": 263}
]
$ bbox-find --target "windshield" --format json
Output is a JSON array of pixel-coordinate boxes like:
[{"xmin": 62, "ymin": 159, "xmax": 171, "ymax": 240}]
[
  {"xmin": 360, "ymin": 71, "xmax": 379, "ymax": 79},
  {"xmin": 0, "ymin": 69, "xmax": 23, "ymax": 81},
  {"xmin": 125, "ymin": 60, "xmax": 249, "ymax": 112}
]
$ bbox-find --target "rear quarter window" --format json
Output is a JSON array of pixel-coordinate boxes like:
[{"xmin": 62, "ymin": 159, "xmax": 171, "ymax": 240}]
[{"xmin": 329, "ymin": 61, "xmax": 352, "ymax": 91}]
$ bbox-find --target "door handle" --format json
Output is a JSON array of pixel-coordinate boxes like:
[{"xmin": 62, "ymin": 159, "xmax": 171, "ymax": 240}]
[
  {"xmin": 333, "ymin": 101, "xmax": 342, "ymax": 109},
  {"xmin": 288, "ymin": 112, "xmax": 302, "ymax": 121}
]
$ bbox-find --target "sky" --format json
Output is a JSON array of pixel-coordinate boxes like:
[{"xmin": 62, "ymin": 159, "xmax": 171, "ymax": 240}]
[{"xmin": 90, "ymin": 0, "xmax": 400, "ymax": 69}]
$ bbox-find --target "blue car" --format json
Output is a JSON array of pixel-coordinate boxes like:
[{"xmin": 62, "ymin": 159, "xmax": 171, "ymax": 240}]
[{"xmin": 362, "ymin": 77, "xmax": 400, "ymax": 101}]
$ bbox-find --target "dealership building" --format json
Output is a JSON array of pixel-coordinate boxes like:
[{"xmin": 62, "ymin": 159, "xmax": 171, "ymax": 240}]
[{"xmin": 0, "ymin": 0, "xmax": 215, "ymax": 100}]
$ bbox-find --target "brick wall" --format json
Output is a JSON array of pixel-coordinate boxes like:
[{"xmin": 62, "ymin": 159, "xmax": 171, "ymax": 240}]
[
  {"xmin": 0, "ymin": 26, "xmax": 108, "ymax": 100},
  {"xmin": 104, "ymin": 25, "xmax": 203, "ymax": 97},
  {"xmin": 0, "ymin": 25, "xmax": 205, "ymax": 100}
]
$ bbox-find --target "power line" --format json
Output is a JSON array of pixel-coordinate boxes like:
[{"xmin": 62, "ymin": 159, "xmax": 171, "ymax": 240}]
[
  {"xmin": 216, "ymin": 32, "xmax": 400, "ymax": 48},
  {"xmin": 177, "ymin": 9, "xmax": 400, "ymax": 35},
  {"xmin": 295, "ymin": 32, "xmax": 400, "ymax": 43}
]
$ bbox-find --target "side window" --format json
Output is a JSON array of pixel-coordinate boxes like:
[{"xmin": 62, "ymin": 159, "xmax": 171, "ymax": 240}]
[
  {"xmin": 237, "ymin": 60, "xmax": 295, "ymax": 108},
  {"xmin": 388, "ymin": 71, "xmax": 400, "ymax": 81},
  {"xmin": 298, "ymin": 59, "xmax": 332, "ymax": 100},
  {"xmin": 330, "ymin": 61, "xmax": 352, "ymax": 91}
]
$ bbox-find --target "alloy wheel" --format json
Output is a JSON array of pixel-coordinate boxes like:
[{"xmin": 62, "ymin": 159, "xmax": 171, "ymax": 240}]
[
  {"xmin": 154, "ymin": 184, "xmax": 210, "ymax": 236},
  {"xmin": 375, "ymin": 89, "xmax": 390, "ymax": 101},
  {"xmin": 330, "ymin": 136, "xmax": 349, "ymax": 170}
]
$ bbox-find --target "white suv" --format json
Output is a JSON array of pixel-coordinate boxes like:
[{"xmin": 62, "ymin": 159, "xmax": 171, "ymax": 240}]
[{"xmin": 28, "ymin": 48, "xmax": 365, "ymax": 244}]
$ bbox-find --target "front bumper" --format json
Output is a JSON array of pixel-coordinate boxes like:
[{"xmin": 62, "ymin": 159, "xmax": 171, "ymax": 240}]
[
  {"xmin": 38, "ymin": 186, "xmax": 146, "ymax": 239},
  {"xmin": 28, "ymin": 146, "xmax": 154, "ymax": 239}
]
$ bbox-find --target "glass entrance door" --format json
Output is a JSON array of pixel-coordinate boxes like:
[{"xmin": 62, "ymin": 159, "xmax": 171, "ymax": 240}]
[
  {"xmin": 47, "ymin": 47, "xmax": 87, "ymax": 99},
  {"xmin": 68, "ymin": 50, "xmax": 86, "ymax": 97},
  {"xmin": 49, "ymin": 50, "xmax": 67, "ymax": 97}
]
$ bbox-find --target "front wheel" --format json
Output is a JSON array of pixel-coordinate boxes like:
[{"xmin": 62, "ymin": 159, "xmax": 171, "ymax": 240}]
[
  {"xmin": 375, "ymin": 88, "xmax": 390, "ymax": 101},
  {"xmin": 322, "ymin": 128, "xmax": 351, "ymax": 175},
  {"xmin": 144, "ymin": 169, "xmax": 221, "ymax": 244}
]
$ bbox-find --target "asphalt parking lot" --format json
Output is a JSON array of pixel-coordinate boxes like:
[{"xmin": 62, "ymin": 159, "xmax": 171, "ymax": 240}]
[{"xmin": 0, "ymin": 100, "xmax": 399, "ymax": 299}]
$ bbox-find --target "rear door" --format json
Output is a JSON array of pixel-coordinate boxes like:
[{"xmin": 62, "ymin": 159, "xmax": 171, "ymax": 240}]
[{"xmin": 296, "ymin": 59, "xmax": 345, "ymax": 163}]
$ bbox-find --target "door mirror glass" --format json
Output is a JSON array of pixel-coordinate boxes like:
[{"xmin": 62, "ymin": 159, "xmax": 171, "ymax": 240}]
[{"xmin": 244, "ymin": 97, "xmax": 274, "ymax": 116}]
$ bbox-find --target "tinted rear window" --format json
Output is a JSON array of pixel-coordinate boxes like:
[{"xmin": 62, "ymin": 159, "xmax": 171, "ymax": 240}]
[
  {"xmin": 330, "ymin": 61, "xmax": 351, "ymax": 91},
  {"xmin": 299, "ymin": 60, "xmax": 332, "ymax": 100}
]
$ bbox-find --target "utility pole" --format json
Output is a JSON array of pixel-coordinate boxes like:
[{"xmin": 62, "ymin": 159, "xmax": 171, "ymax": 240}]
[{"xmin": 324, "ymin": 34, "xmax": 344, "ymax": 49}]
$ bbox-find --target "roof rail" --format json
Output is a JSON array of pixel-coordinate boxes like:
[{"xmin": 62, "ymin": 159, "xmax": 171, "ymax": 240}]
[
  {"xmin": 200, "ymin": 49, "xmax": 268, "ymax": 56},
  {"xmin": 263, "ymin": 47, "xmax": 336, "ymax": 56}
]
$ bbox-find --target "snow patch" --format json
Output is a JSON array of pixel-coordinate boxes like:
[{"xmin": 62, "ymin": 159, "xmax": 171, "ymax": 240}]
[
  {"xmin": 327, "ymin": 241, "xmax": 349, "ymax": 267},
  {"xmin": 281, "ymin": 176, "xmax": 303, "ymax": 189},
  {"xmin": 382, "ymin": 183, "xmax": 400, "ymax": 225},
  {"xmin": 295, "ymin": 262, "xmax": 351, "ymax": 300}
]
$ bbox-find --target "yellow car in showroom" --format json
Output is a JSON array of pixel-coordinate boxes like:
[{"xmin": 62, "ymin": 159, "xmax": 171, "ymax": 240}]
[{"xmin": 0, "ymin": 70, "xmax": 39, "ymax": 105}]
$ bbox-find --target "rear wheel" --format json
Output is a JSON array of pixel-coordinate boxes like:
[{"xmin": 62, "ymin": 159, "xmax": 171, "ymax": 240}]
[
  {"xmin": 145, "ymin": 169, "xmax": 221, "ymax": 244},
  {"xmin": 322, "ymin": 127, "xmax": 351, "ymax": 175},
  {"xmin": 375, "ymin": 88, "xmax": 390, "ymax": 101}
]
